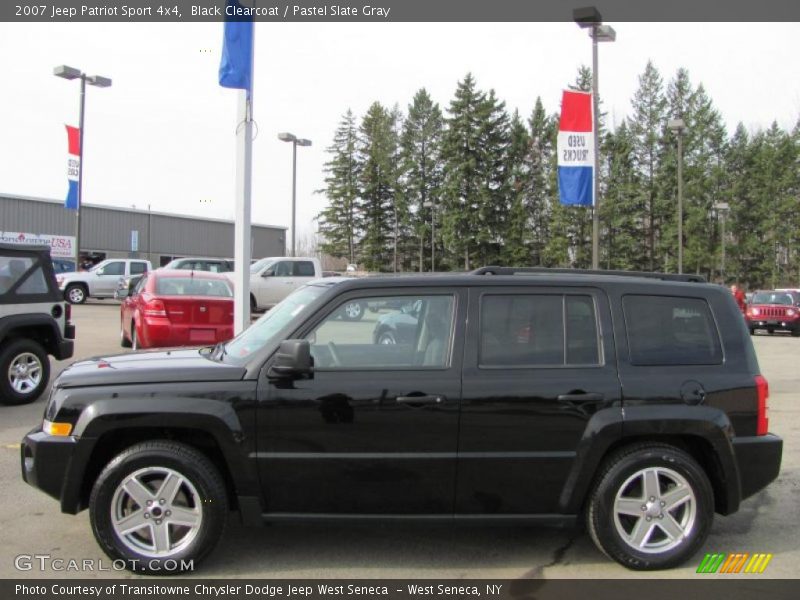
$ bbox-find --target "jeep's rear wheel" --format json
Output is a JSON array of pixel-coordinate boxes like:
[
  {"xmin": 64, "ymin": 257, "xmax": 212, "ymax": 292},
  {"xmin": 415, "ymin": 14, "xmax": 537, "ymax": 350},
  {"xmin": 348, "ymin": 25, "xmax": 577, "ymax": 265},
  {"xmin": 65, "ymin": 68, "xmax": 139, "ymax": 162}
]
[
  {"xmin": 89, "ymin": 441, "xmax": 228, "ymax": 575},
  {"xmin": 0, "ymin": 339, "xmax": 50, "ymax": 405},
  {"xmin": 586, "ymin": 443, "xmax": 713, "ymax": 570},
  {"xmin": 65, "ymin": 284, "xmax": 87, "ymax": 304}
]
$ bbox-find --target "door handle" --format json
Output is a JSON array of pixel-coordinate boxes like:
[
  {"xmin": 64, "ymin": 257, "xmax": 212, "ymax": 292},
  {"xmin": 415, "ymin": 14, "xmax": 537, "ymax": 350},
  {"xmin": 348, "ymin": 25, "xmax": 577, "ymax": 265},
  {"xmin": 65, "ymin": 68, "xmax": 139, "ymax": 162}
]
[
  {"xmin": 557, "ymin": 392, "xmax": 605, "ymax": 403},
  {"xmin": 396, "ymin": 395, "xmax": 444, "ymax": 405}
]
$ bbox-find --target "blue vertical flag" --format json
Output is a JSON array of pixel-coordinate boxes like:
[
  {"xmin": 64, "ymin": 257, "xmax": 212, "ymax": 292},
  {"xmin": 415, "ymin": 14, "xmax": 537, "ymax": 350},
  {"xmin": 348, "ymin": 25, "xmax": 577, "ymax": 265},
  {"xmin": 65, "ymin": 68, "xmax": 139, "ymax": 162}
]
[
  {"xmin": 557, "ymin": 90, "xmax": 594, "ymax": 206},
  {"xmin": 219, "ymin": 1, "xmax": 254, "ymax": 99},
  {"xmin": 65, "ymin": 125, "xmax": 80, "ymax": 210}
]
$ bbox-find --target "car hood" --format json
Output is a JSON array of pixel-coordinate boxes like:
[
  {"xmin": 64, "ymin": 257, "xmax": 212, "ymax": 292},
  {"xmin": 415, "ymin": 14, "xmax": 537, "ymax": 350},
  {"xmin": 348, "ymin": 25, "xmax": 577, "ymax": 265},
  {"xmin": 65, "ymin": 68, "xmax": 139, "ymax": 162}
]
[
  {"xmin": 57, "ymin": 271, "xmax": 95, "ymax": 283},
  {"xmin": 55, "ymin": 348, "xmax": 247, "ymax": 388}
]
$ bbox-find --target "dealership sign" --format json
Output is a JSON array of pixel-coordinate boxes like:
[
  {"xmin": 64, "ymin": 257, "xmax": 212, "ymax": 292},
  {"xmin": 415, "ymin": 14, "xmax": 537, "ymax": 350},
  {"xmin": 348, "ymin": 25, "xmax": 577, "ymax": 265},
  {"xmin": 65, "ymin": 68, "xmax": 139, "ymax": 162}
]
[{"xmin": 0, "ymin": 231, "xmax": 76, "ymax": 258}]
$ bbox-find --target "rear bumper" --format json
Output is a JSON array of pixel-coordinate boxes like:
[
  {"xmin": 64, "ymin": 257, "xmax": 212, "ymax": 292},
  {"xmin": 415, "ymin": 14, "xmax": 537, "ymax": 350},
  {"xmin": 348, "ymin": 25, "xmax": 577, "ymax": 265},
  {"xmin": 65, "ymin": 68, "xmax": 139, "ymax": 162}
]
[
  {"xmin": 733, "ymin": 433, "xmax": 783, "ymax": 501},
  {"xmin": 142, "ymin": 318, "xmax": 233, "ymax": 348}
]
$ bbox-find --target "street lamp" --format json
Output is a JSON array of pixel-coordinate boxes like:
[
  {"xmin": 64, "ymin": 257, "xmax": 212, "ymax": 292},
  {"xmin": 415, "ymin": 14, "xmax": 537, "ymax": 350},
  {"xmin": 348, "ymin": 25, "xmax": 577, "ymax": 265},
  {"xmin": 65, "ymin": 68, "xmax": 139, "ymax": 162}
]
[
  {"xmin": 54, "ymin": 65, "xmax": 111, "ymax": 268},
  {"xmin": 278, "ymin": 132, "xmax": 312, "ymax": 257},
  {"xmin": 668, "ymin": 118, "xmax": 686, "ymax": 274},
  {"xmin": 713, "ymin": 202, "xmax": 730, "ymax": 282},
  {"xmin": 423, "ymin": 200, "xmax": 436, "ymax": 272},
  {"xmin": 574, "ymin": 7, "xmax": 616, "ymax": 270}
]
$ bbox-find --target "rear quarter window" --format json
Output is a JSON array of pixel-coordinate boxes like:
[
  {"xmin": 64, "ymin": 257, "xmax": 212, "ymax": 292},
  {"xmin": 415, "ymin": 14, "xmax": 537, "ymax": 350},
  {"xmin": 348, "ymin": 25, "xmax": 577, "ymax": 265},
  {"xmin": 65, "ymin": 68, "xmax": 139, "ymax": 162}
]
[{"xmin": 623, "ymin": 295, "xmax": 722, "ymax": 366}]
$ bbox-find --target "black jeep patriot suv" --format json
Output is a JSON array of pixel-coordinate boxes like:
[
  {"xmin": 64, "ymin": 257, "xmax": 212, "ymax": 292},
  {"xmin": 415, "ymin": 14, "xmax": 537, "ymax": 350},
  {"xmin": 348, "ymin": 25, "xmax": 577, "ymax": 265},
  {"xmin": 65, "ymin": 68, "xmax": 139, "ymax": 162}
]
[{"xmin": 21, "ymin": 268, "xmax": 782, "ymax": 573}]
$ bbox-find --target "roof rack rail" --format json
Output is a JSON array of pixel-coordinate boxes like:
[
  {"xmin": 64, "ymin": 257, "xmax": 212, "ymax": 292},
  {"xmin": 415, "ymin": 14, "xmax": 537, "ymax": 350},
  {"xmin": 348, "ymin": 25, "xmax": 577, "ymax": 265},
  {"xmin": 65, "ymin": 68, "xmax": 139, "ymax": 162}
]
[{"xmin": 471, "ymin": 266, "xmax": 707, "ymax": 283}]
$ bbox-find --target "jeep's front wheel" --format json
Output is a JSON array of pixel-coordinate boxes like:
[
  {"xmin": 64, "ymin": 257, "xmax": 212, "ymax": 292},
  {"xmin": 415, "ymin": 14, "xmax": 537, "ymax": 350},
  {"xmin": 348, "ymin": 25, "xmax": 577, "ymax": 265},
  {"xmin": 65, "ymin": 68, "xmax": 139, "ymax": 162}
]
[
  {"xmin": 89, "ymin": 441, "xmax": 228, "ymax": 574},
  {"xmin": 65, "ymin": 284, "xmax": 87, "ymax": 304},
  {"xmin": 0, "ymin": 339, "xmax": 50, "ymax": 405},
  {"xmin": 586, "ymin": 443, "xmax": 713, "ymax": 570}
]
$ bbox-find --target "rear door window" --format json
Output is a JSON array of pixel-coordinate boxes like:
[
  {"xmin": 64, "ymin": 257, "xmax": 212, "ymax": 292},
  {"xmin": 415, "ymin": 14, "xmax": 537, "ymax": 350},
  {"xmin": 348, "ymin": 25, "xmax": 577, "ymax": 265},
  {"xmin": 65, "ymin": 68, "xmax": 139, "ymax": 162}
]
[
  {"xmin": 479, "ymin": 294, "xmax": 600, "ymax": 367},
  {"xmin": 623, "ymin": 295, "xmax": 722, "ymax": 366},
  {"xmin": 294, "ymin": 261, "xmax": 316, "ymax": 277},
  {"xmin": 130, "ymin": 262, "xmax": 148, "ymax": 275}
]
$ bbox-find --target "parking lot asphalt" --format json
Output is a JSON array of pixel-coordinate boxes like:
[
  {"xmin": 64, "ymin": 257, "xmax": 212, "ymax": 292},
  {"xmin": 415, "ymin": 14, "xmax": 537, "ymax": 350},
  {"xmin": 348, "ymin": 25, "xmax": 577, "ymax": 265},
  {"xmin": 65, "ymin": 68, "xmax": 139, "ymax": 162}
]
[{"xmin": 0, "ymin": 301, "xmax": 798, "ymax": 579}]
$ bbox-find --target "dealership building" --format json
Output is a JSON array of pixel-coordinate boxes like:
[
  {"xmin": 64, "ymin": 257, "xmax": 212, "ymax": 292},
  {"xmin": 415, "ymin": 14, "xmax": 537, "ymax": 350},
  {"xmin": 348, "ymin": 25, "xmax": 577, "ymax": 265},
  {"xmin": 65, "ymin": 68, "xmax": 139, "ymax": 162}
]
[{"xmin": 0, "ymin": 193, "xmax": 286, "ymax": 267}]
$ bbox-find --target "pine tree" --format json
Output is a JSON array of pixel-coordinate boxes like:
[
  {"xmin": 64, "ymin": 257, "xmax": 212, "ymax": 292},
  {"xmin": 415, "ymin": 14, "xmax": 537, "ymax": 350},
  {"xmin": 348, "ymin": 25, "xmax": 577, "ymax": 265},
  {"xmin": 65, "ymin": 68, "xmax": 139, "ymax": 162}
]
[
  {"xmin": 503, "ymin": 110, "xmax": 532, "ymax": 265},
  {"xmin": 317, "ymin": 110, "xmax": 360, "ymax": 263},
  {"xmin": 400, "ymin": 89, "xmax": 444, "ymax": 271},
  {"xmin": 628, "ymin": 60, "xmax": 667, "ymax": 270},
  {"xmin": 357, "ymin": 102, "xmax": 398, "ymax": 272},
  {"xmin": 441, "ymin": 73, "xmax": 488, "ymax": 270}
]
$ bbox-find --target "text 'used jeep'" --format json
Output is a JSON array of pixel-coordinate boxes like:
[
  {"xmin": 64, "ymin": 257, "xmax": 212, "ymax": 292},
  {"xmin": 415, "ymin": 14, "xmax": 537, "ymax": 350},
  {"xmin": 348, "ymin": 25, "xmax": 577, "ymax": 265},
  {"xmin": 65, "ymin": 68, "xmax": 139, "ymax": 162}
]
[{"xmin": 21, "ymin": 267, "xmax": 782, "ymax": 573}]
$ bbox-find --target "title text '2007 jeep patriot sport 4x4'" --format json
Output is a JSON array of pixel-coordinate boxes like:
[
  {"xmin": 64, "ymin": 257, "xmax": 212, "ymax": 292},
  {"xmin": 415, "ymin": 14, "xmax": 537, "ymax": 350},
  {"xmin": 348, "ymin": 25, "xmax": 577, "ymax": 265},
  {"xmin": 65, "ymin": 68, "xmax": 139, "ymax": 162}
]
[{"xmin": 21, "ymin": 267, "xmax": 782, "ymax": 573}]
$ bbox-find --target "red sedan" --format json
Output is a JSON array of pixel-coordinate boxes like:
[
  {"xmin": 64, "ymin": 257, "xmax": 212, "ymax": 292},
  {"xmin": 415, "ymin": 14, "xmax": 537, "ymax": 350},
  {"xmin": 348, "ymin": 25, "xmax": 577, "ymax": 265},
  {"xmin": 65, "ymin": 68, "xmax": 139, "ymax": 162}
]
[{"xmin": 120, "ymin": 270, "xmax": 234, "ymax": 350}]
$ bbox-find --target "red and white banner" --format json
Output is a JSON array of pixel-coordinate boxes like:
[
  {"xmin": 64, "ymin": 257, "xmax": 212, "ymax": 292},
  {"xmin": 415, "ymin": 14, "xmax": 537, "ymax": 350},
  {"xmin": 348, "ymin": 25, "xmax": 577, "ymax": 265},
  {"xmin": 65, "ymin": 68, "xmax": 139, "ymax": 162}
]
[
  {"xmin": 65, "ymin": 125, "xmax": 80, "ymax": 210},
  {"xmin": 0, "ymin": 231, "xmax": 76, "ymax": 258}
]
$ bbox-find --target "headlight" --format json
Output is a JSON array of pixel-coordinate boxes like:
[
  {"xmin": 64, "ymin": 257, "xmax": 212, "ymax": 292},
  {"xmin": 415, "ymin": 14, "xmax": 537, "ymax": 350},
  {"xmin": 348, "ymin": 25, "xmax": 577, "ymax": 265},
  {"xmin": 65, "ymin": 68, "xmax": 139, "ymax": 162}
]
[
  {"xmin": 751, "ymin": 308, "xmax": 760, "ymax": 316},
  {"xmin": 788, "ymin": 309, "xmax": 796, "ymax": 317}
]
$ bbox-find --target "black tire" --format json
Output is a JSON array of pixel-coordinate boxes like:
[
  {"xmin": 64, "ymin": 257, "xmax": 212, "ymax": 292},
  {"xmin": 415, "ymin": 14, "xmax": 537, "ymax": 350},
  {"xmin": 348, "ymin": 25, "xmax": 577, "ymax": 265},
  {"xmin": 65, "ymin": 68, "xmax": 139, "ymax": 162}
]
[
  {"xmin": 250, "ymin": 294, "xmax": 257, "ymax": 314},
  {"xmin": 341, "ymin": 300, "xmax": 365, "ymax": 321},
  {"xmin": 65, "ymin": 284, "xmax": 87, "ymax": 304},
  {"xmin": 749, "ymin": 328, "xmax": 757, "ymax": 336},
  {"xmin": 791, "ymin": 328, "xmax": 800, "ymax": 338},
  {"xmin": 767, "ymin": 328, "xmax": 775, "ymax": 335},
  {"xmin": 120, "ymin": 321, "xmax": 132, "ymax": 348},
  {"xmin": 377, "ymin": 330, "xmax": 397, "ymax": 345},
  {"xmin": 586, "ymin": 442, "xmax": 713, "ymax": 570},
  {"xmin": 0, "ymin": 338, "xmax": 50, "ymax": 405},
  {"xmin": 89, "ymin": 440, "xmax": 228, "ymax": 575},
  {"xmin": 131, "ymin": 325, "xmax": 140, "ymax": 351}
]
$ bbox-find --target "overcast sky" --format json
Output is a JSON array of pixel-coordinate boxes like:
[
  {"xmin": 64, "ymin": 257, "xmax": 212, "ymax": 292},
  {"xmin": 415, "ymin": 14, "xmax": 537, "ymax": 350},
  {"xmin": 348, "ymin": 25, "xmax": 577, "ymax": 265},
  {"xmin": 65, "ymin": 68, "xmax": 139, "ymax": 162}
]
[{"xmin": 1, "ymin": 22, "xmax": 798, "ymax": 249}]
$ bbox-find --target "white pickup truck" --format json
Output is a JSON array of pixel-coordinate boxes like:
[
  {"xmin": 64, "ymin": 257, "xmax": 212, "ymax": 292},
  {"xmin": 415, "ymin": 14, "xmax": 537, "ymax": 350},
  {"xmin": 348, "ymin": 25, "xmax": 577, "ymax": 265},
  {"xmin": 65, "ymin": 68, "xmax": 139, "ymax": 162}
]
[
  {"xmin": 57, "ymin": 258, "xmax": 151, "ymax": 304},
  {"xmin": 244, "ymin": 257, "xmax": 322, "ymax": 312}
]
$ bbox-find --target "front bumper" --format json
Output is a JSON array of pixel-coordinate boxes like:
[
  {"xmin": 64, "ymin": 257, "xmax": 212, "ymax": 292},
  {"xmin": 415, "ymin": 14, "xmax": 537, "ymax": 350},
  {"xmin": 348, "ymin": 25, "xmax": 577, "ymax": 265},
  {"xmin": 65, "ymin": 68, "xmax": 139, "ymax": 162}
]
[
  {"xmin": 20, "ymin": 428, "xmax": 88, "ymax": 513},
  {"xmin": 746, "ymin": 317, "xmax": 800, "ymax": 331},
  {"xmin": 733, "ymin": 433, "xmax": 783, "ymax": 501}
]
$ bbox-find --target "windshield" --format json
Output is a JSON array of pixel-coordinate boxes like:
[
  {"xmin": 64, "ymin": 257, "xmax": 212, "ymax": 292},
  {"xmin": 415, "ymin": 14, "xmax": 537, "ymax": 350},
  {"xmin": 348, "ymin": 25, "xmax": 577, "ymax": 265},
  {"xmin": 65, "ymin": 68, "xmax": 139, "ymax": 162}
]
[
  {"xmin": 222, "ymin": 284, "xmax": 326, "ymax": 361},
  {"xmin": 87, "ymin": 260, "xmax": 107, "ymax": 272},
  {"xmin": 752, "ymin": 292, "xmax": 795, "ymax": 305},
  {"xmin": 250, "ymin": 258, "xmax": 275, "ymax": 274}
]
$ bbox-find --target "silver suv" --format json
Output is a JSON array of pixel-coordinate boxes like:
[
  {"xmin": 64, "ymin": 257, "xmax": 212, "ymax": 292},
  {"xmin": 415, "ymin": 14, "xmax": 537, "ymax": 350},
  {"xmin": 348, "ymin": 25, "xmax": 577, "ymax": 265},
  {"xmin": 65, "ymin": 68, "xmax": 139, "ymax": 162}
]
[{"xmin": 0, "ymin": 244, "xmax": 75, "ymax": 404}]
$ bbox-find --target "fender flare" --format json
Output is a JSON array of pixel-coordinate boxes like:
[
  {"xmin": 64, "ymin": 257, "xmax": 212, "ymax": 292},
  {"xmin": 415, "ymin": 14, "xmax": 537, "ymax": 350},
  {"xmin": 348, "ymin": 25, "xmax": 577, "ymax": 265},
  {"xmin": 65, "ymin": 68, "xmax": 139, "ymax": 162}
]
[
  {"xmin": 558, "ymin": 405, "xmax": 740, "ymax": 514},
  {"xmin": 62, "ymin": 396, "xmax": 260, "ymax": 516}
]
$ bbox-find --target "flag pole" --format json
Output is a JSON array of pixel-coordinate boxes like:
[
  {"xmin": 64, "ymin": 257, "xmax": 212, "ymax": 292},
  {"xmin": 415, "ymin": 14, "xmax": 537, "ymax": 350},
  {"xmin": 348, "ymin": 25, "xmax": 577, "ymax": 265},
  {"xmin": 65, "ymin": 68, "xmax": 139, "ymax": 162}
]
[{"xmin": 233, "ymin": 90, "xmax": 253, "ymax": 334}]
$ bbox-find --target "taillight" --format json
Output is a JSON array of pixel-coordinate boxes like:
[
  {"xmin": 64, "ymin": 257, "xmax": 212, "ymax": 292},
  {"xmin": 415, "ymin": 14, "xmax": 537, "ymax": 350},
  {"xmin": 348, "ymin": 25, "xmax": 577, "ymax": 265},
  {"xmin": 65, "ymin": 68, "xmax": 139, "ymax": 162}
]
[
  {"xmin": 143, "ymin": 299, "xmax": 167, "ymax": 318},
  {"xmin": 65, "ymin": 303, "xmax": 71, "ymax": 321},
  {"xmin": 755, "ymin": 375, "xmax": 769, "ymax": 436}
]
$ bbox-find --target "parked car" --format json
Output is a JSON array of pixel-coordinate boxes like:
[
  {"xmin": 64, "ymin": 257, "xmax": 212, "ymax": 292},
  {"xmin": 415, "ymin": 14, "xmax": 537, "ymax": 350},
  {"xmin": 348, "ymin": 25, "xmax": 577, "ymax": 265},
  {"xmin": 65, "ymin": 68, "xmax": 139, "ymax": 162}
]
[
  {"xmin": 160, "ymin": 257, "xmax": 234, "ymax": 273},
  {"xmin": 56, "ymin": 258, "xmax": 151, "ymax": 304},
  {"xmin": 243, "ymin": 256, "xmax": 322, "ymax": 312},
  {"xmin": 745, "ymin": 290, "xmax": 800, "ymax": 336},
  {"xmin": 21, "ymin": 267, "xmax": 782, "ymax": 573},
  {"xmin": 118, "ymin": 269, "xmax": 234, "ymax": 349},
  {"xmin": 0, "ymin": 244, "xmax": 74, "ymax": 404},
  {"xmin": 372, "ymin": 299, "xmax": 422, "ymax": 344},
  {"xmin": 52, "ymin": 258, "xmax": 76, "ymax": 273}
]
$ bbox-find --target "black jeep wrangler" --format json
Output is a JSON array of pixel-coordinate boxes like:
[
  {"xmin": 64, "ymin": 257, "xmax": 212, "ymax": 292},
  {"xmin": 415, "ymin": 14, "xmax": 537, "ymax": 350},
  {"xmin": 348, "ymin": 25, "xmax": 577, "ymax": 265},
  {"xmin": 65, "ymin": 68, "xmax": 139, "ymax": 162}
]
[
  {"xmin": 21, "ymin": 267, "xmax": 782, "ymax": 573},
  {"xmin": 0, "ymin": 243, "xmax": 75, "ymax": 404}
]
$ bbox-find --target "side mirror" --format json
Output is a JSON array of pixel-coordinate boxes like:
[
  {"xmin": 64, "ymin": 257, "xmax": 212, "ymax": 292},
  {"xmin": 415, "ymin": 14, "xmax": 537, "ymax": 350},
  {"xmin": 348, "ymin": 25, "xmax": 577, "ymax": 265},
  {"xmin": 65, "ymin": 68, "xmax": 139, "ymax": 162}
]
[
  {"xmin": 96, "ymin": 268, "xmax": 105, "ymax": 276},
  {"xmin": 115, "ymin": 288, "xmax": 129, "ymax": 300},
  {"xmin": 262, "ymin": 269, "xmax": 274, "ymax": 278},
  {"xmin": 268, "ymin": 339, "xmax": 313, "ymax": 379}
]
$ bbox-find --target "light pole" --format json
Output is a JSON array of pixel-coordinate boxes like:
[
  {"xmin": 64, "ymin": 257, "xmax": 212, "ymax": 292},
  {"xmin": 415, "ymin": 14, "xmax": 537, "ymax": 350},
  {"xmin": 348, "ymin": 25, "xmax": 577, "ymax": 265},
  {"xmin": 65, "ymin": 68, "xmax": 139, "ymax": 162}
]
[
  {"xmin": 278, "ymin": 132, "xmax": 311, "ymax": 257},
  {"xmin": 574, "ymin": 7, "xmax": 615, "ymax": 270},
  {"xmin": 54, "ymin": 65, "xmax": 111, "ymax": 268},
  {"xmin": 423, "ymin": 200, "xmax": 436, "ymax": 271},
  {"xmin": 668, "ymin": 118, "xmax": 686, "ymax": 274},
  {"xmin": 713, "ymin": 202, "xmax": 730, "ymax": 282}
]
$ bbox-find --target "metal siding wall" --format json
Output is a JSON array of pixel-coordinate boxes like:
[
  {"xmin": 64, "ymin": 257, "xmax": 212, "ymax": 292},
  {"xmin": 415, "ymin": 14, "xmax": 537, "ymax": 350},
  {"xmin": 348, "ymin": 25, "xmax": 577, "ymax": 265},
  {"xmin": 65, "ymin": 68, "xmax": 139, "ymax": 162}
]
[{"xmin": 1, "ymin": 195, "xmax": 286, "ymax": 259}]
